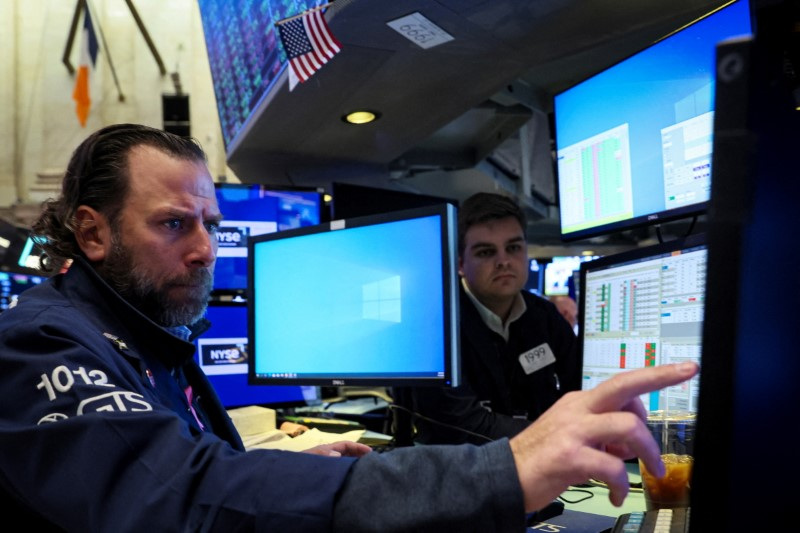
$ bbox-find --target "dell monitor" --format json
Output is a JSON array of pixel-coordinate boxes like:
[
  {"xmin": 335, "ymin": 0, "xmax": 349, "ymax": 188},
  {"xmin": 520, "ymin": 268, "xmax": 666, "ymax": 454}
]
[
  {"xmin": 554, "ymin": 0, "xmax": 752, "ymax": 241},
  {"xmin": 248, "ymin": 203, "xmax": 460, "ymax": 387},
  {"xmin": 213, "ymin": 183, "xmax": 323, "ymax": 297},
  {"xmin": 578, "ymin": 233, "xmax": 707, "ymax": 413},
  {"xmin": 194, "ymin": 301, "xmax": 321, "ymax": 408}
]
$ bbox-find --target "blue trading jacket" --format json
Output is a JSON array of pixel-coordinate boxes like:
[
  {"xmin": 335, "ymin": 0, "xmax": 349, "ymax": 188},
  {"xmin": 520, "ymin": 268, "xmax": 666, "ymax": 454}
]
[
  {"xmin": 0, "ymin": 257, "xmax": 525, "ymax": 532},
  {"xmin": 0, "ymin": 257, "xmax": 355, "ymax": 530}
]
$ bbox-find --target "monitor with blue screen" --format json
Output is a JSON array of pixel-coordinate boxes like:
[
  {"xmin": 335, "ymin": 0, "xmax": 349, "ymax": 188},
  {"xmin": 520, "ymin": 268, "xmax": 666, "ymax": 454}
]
[
  {"xmin": 0, "ymin": 269, "xmax": 48, "ymax": 312},
  {"xmin": 195, "ymin": 302, "xmax": 320, "ymax": 408},
  {"xmin": 578, "ymin": 233, "xmax": 706, "ymax": 413},
  {"xmin": 554, "ymin": 0, "xmax": 752, "ymax": 240},
  {"xmin": 248, "ymin": 203, "xmax": 460, "ymax": 387},
  {"xmin": 213, "ymin": 183, "xmax": 323, "ymax": 296}
]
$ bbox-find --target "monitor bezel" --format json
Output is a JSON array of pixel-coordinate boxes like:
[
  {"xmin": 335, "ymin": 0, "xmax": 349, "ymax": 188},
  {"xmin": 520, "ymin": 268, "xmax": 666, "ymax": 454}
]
[
  {"xmin": 246, "ymin": 202, "xmax": 460, "ymax": 388},
  {"xmin": 553, "ymin": 0, "xmax": 753, "ymax": 242}
]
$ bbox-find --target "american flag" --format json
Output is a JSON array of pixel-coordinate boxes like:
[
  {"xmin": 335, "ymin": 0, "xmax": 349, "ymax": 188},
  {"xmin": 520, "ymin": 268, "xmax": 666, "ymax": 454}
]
[{"xmin": 277, "ymin": 8, "xmax": 341, "ymax": 90}]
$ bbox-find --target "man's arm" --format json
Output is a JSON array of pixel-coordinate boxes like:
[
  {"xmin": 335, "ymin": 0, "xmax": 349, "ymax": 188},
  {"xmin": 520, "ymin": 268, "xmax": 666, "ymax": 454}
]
[
  {"xmin": 510, "ymin": 362, "xmax": 699, "ymax": 511},
  {"xmin": 335, "ymin": 362, "xmax": 699, "ymax": 530},
  {"xmin": 333, "ymin": 439, "xmax": 525, "ymax": 532}
]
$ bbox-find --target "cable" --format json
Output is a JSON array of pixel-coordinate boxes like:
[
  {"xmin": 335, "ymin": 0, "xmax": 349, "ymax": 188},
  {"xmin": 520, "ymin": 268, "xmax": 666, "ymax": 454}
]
[
  {"xmin": 387, "ymin": 403, "xmax": 495, "ymax": 444},
  {"xmin": 559, "ymin": 488, "xmax": 594, "ymax": 504},
  {"xmin": 684, "ymin": 215, "xmax": 698, "ymax": 237}
]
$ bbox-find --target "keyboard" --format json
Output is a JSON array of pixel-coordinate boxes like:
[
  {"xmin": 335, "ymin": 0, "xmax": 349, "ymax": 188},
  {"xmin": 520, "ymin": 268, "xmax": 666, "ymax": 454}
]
[{"xmin": 610, "ymin": 507, "xmax": 690, "ymax": 533}]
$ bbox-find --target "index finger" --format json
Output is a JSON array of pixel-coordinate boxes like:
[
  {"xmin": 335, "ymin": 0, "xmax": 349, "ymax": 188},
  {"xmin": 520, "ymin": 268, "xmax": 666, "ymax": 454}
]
[{"xmin": 587, "ymin": 362, "xmax": 699, "ymax": 414}]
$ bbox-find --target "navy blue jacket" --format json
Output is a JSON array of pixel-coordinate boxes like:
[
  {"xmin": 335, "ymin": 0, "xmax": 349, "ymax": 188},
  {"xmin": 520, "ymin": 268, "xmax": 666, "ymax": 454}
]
[
  {"xmin": 0, "ymin": 258, "xmax": 524, "ymax": 531},
  {"xmin": 411, "ymin": 287, "xmax": 581, "ymax": 445}
]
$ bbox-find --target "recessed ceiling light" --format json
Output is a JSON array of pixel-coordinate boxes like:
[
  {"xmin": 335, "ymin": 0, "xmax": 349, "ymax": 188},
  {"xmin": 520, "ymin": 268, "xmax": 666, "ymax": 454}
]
[{"xmin": 342, "ymin": 110, "xmax": 380, "ymax": 124}]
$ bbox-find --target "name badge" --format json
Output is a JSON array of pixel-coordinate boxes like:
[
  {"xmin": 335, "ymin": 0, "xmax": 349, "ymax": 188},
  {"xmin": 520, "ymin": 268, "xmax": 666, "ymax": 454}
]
[{"xmin": 518, "ymin": 343, "xmax": 556, "ymax": 375}]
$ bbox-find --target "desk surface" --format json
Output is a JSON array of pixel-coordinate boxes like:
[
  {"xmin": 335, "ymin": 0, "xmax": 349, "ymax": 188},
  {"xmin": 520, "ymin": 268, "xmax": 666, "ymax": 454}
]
[
  {"xmin": 528, "ymin": 464, "xmax": 645, "ymax": 532},
  {"xmin": 561, "ymin": 463, "xmax": 645, "ymax": 517}
]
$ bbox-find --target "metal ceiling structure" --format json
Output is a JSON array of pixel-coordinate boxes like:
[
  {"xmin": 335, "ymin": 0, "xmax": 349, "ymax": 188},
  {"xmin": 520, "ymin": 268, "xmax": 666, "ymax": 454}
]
[{"xmin": 225, "ymin": 0, "xmax": 730, "ymax": 250}]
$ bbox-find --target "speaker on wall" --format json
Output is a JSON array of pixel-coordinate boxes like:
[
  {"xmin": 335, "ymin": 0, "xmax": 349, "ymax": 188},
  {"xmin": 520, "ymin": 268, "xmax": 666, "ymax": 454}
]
[{"xmin": 162, "ymin": 94, "xmax": 190, "ymax": 137}]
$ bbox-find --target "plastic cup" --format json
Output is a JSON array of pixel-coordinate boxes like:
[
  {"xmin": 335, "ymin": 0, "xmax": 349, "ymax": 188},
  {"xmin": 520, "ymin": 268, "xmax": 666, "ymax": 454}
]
[{"xmin": 638, "ymin": 410, "xmax": 695, "ymax": 511}]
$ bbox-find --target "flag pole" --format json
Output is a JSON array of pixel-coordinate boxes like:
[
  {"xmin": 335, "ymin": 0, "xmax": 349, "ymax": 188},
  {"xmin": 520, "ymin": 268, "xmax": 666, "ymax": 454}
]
[
  {"xmin": 86, "ymin": 0, "xmax": 126, "ymax": 102},
  {"xmin": 275, "ymin": 2, "xmax": 334, "ymax": 25},
  {"xmin": 62, "ymin": 0, "xmax": 84, "ymax": 75}
]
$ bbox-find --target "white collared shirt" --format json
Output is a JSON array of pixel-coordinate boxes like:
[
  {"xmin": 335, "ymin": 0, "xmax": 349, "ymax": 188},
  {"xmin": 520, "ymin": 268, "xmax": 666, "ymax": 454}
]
[{"xmin": 461, "ymin": 278, "xmax": 526, "ymax": 342}]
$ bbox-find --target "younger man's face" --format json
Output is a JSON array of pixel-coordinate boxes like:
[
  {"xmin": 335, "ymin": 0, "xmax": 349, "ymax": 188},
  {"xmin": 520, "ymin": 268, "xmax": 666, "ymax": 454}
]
[{"xmin": 459, "ymin": 216, "xmax": 529, "ymax": 315}]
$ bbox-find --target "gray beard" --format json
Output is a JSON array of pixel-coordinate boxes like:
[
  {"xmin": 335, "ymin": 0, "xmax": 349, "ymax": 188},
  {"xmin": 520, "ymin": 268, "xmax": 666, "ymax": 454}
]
[{"xmin": 97, "ymin": 232, "xmax": 212, "ymax": 327}]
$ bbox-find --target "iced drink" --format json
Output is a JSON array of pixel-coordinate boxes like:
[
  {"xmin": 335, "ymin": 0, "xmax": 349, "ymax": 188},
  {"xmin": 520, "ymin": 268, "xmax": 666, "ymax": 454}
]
[
  {"xmin": 639, "ymin": 453, "xmax": 693, "ymax": 510},
  {"xmin": 639, "ymin": 411, "xmax": 695, "ymax": 511}
]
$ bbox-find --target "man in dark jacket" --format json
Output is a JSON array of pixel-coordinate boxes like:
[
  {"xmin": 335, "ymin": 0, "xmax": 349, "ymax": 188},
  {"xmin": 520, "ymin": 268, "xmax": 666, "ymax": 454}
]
[
  {"xmin": 0, "ymin": 123, "xmax": 697, "ymax": 531},
  {"xmin": 411, "ymin": 193, "xmax": 581, "ymax": 444}
]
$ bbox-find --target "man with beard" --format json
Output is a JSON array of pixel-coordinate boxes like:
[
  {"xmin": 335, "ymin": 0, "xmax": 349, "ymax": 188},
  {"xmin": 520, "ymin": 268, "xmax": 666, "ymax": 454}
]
[
  {"xmin": 409, "ymin": 193, "xmax": 581, "ymax": 445},
  {"xmin": 0, "ymin": 123, "xmax": 699, "ymax": 531}
]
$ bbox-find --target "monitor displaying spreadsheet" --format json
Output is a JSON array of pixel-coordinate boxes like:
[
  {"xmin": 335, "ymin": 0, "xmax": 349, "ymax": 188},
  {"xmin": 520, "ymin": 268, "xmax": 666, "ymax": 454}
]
[{"xmin": 577, "ymin": 233, "xmax": 706, "ymax": 412}]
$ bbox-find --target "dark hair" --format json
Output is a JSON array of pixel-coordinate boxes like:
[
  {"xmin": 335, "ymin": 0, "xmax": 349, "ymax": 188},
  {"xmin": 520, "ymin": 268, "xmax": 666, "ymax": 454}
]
[
  {"xmin": 32, "ymin": 123, "xmax": 207, "ymax": 272},
  {"xmin": 457, "ymin": 192, "xmax": 527, "ymax": 256}
]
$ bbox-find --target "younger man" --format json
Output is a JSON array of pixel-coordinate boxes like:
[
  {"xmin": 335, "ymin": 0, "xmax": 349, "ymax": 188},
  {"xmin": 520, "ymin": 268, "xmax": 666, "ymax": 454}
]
[{"xmin": 411, "ymin": 192, "xmax": 581, "ymax": 444}]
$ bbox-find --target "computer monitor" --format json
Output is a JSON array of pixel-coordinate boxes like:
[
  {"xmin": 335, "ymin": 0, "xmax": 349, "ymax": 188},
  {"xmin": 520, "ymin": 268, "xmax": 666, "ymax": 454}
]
[
  {"xmin": 553, "ymin": 0, "xmax": 752, "ymax": 241},
  {"xmin": 197, "ymin": 0, "xmax": 326, "ymax": 149},
  {"xmin": 578, "ymin": 233, "xmax": 707, "ymax": 413},
  {"xmin": 213, "ymin": 183, "xmax": 323, "ymax": 297},
  {"xmin": 0, "ymin": 220, "xmax": 33, "ymax": 271},
  {"xmin": 690, "ymin": 4, "xmax": 798, "ymax": 528},
  {"xmin": 543, "ymin": 255, "xmax": 599, "ymax": 297},
  {"xmin": 194, "ymin": 301, "xmax": 321, "ymax": 409},
  {"xmin": 525, "ymin": 259, "xmax": 544, "ymax": 296},
  {"xmin": 248, "ymin": 203, "xmax": 460, "ymax": 387},
  {"xmin": 331, "ymin": 182, "xmax": 458, "ymax": 220},
  {"xmin": 14, "ymin": 236, "xmax": 44, "ymax": 271},
  {"xmin": 0, "ymin": 269, "xmax": 48, "ymax": 312}
]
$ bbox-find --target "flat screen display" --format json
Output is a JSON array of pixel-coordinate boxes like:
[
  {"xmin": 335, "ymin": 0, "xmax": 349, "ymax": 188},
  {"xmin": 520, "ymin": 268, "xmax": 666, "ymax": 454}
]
[
  {"xmin": 195, "ymin": 302, "xmax": 320, "ymax": 408},
  {"xmin": 543, "ymin": 255, "xmax": 598, "ymax": 296},
  {"xmin": 197, "ymin": 0, "xmax": 327, "ymax": 149},
  {"xmin": 554, "ymin": 0, "xmax": 752, "ymax": 240},
  {"xmin": 578, "ymin": 233, "xmax": 706, "ymax": 413},
  {"xmin": 0, "ymin": 269, "xmax": 47, "ymax": 312},
  {"xmin": 331, "ymin": 182, "xmax": 458, "ymax": 219},
  {"xmin": 213, "ymin": 183, "xmax": 323, "ymax": 295},
  {"xmin": 248, "ymin": 203, "xmax": 460, "ymax": 387}
]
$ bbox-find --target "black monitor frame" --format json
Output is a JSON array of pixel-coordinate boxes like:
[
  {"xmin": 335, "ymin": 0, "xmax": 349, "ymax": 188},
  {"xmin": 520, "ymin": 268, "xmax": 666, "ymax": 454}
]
[
  {"xmin": 330, "ymin": 182, "xmax": 458, "ymax": 220},
  {"xmin": 690, "ymin": 2, "xmax": 798, "ymax": 528}
]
